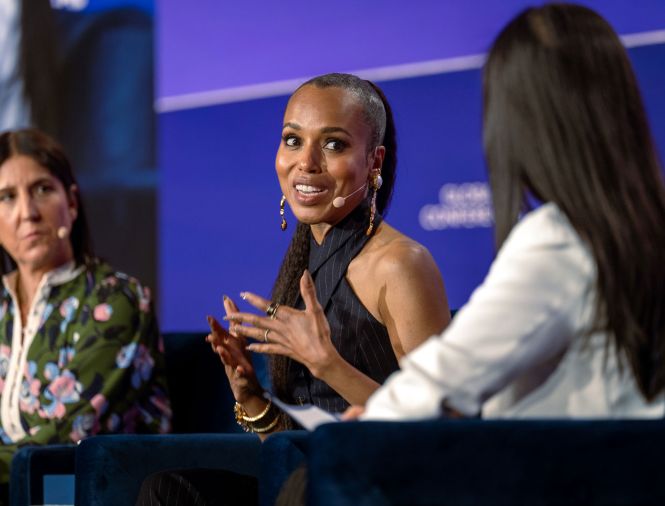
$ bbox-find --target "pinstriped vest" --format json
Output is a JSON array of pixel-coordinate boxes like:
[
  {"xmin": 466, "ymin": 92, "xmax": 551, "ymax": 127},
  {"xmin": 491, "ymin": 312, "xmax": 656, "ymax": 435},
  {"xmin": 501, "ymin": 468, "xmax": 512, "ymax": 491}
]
[{"xmin": 290, "ymin": 204, "xmax": 399, "ymax": 413}]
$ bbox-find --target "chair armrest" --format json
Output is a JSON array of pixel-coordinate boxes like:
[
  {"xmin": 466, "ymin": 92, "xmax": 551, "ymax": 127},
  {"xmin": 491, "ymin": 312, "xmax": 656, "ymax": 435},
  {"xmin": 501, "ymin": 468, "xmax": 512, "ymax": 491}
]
[
  {"xmin": 308, "ymin": 419, "xmax": 665, "ymax": 505},
  {"xmin": 75, "ymin": 433, "xmax": 261, "ymax": 506},
  {"xmin": 259, "ymin": 430, "xmax": 309, "ymax": 506},
  {"xmin": 10, "ymin": 445, "xmax": 76, "ymax": 506}
]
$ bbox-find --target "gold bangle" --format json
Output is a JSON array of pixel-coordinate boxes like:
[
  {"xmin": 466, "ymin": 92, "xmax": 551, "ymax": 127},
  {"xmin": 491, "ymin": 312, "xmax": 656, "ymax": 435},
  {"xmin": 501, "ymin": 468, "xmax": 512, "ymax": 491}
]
[
  {"xmin": 234, "ymin": 400, "xmax": 280, "ymax": 433},
  {"xmin": 234, "ymin": 402, "xmax": 250, "ymax": 432},
  {"xmin": 251, "ymin": 414, "xmax": 281, "ymax": 433},
  {"xmin": 240, "ymin": 399, "xmax": 272, "ymax": 423}
]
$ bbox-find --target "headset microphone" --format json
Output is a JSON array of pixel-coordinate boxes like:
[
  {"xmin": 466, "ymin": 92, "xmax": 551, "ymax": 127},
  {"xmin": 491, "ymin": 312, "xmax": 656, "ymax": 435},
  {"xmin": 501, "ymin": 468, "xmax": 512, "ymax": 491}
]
[{"xmin": 332, "ymin": 183, "xmax": 367, "ymax": 208}]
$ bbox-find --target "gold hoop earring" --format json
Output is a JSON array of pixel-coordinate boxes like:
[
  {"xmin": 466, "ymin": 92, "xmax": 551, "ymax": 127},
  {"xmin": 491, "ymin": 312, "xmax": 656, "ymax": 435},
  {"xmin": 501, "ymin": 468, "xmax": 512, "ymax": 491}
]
[
  {"xmin": 366, "ymin": 174, "xmax": 383, "ymax": 236},
  {"xmin": 280, "ymin": 195, "xmax": 287, "ymax": 231}
]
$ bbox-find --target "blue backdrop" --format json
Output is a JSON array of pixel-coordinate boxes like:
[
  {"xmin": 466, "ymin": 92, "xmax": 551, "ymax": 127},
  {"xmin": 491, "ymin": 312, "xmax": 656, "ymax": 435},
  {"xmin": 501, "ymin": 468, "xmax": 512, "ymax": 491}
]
[
  {"xmin": 157, "ymin": 2, "xmax": 665, "ymax": 331},
  {"xmin": 159, "ymin": 41, "xmax": 665, "ymax": 331}
]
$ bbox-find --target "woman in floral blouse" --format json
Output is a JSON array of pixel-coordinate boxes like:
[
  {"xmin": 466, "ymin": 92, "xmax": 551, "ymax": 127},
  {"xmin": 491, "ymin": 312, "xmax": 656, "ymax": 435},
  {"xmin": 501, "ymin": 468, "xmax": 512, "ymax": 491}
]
[{"xmin": 0, "ymin": 128, "xmax": 171, "ymax": 496}]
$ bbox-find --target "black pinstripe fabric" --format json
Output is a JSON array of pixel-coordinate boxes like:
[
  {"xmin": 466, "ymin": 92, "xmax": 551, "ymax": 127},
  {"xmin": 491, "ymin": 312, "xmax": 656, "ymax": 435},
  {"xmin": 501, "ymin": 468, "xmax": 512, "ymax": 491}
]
[{"xmin": 290, "ymin": 204, "xmax": 398, "ymax": 413}]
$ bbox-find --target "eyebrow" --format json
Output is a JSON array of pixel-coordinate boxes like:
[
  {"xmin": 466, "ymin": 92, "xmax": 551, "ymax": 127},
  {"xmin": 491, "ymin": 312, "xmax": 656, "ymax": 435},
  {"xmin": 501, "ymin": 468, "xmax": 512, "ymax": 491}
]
[
  {"xmin": 0, "ymin": 177, "xmax": 55, "ymax": 193},
  {"xmin": 282, "ymin": 122, "xmax": 301, "ymax": 130},
  {"xmin": 282, "ymin": 123, "xmax": 353, "ymax": 137}
]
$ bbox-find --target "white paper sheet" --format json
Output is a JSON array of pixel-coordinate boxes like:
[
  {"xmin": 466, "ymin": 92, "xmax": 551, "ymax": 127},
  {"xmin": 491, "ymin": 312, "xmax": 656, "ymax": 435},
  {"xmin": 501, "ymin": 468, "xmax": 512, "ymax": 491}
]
[{"xmin": 268, "ymin": 394, "xmax": 341, "ymax": 431}]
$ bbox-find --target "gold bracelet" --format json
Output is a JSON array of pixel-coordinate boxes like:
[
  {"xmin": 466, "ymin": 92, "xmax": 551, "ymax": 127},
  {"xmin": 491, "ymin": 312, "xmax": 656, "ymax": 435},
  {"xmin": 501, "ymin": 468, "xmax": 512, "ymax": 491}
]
[
  {"xmin": 234, "ymin": 400, "xmax": 280, "ymax": 433},
  {"xmin": 234, "ymin": 402, "xmax": 252, "ymax": 431},
  {"xmin": 251, "ymin": 413, "xmax": 281, "ymax": 433},
  {"xmin": 239, "ymin": 399, "xmax": 272, "ymax": 422}
]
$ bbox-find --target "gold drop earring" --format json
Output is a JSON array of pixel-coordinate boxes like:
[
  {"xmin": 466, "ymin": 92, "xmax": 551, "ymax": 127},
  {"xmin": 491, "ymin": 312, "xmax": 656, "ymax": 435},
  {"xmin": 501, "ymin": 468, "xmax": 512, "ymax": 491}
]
[
  {"xmin": 366, "ymin": 173, "xmax": 383, "ymax": 236},
  {"xmin": 280, "ymin": 195, "xmax": 287, "ymax": 231}
]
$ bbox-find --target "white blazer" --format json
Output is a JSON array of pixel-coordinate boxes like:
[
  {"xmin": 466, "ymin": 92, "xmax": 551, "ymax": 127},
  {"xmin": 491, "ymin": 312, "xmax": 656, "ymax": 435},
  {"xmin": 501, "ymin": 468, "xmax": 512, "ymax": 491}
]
[{"xmin": 364, "ymin": 203, "xmax": 664, "ymax": 420}]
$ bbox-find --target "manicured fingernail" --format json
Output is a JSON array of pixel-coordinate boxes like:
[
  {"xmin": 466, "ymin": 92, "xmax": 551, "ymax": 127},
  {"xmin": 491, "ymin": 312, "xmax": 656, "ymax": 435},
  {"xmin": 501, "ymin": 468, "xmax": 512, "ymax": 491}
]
[
  {"xmin": 222, "ymin": 294, "xmax": 229, "ymax": 302},
  {"xmin": 240, "ymin": 292, "xmax": 248, "ymax": 300},
  {"xmin": 246, "ymin": 344, "xmax": 256, "ymax": 351}
]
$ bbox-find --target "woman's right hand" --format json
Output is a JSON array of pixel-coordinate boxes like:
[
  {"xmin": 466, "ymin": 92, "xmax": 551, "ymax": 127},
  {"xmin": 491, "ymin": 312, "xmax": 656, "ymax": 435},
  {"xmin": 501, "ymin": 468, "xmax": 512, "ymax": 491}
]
[{"xmin": 206, "ymin": 296, "xmax": 263, "ymax": 404}]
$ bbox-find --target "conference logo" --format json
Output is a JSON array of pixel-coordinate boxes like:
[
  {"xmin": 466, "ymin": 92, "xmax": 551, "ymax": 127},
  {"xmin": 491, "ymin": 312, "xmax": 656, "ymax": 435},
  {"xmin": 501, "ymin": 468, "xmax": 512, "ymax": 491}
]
[{"xmin": 419, "ymin": 182, "xmax": 493, "ymax": 230}]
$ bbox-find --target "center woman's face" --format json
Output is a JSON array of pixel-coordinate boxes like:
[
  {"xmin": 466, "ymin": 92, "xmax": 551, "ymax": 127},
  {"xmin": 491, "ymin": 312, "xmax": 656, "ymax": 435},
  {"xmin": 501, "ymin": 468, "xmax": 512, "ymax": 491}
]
[{"xmin": 276, "ymin": 85, "xmax": 376, "ymax": 229}]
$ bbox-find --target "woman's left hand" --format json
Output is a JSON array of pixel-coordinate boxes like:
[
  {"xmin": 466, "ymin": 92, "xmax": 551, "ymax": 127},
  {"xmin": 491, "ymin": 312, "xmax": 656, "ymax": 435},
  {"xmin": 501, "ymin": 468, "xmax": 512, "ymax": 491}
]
[{"xmin": 225, "ymin": 270, "xmax": 341, "ymax": 379}]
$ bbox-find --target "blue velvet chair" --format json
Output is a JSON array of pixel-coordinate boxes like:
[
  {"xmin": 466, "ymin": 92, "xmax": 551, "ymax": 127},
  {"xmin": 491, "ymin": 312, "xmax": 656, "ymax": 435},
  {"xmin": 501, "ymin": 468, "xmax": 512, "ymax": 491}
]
[
  {"xmin": 259, "ymin": 431, "xmax": 310, "ymax": 505},
  {"xmin": 75, "ymin": 433, "xmax": 261, "ymax": 505},
  {"xmin": 72, "ymin": 413, "xmax": 304, "ymax": 505},
  {"xmin": 305, "ymin": 419, "xmax": 665, "ymax": 505},
  {"xmin": 10, "ymin": 445, "xmax": 76, "ymax": 506},
  {"xmin": 10, "ymin": 331, "xmax": 247, "ymax": 505}
]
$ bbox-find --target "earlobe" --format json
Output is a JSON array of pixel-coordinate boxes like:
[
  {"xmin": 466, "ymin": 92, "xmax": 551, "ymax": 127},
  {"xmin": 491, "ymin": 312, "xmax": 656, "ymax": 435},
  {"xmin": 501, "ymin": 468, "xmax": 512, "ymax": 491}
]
[
  {"xmin": 68, "ymin": 185, "xmax": 79, "ymax": 221},
  {"xmin": 369, "ymin": 165, "xmax": 382, "ymax": 183},
  {"xmin": 373, "ymin": 145, "xmax": 386, "ymax": 170}
]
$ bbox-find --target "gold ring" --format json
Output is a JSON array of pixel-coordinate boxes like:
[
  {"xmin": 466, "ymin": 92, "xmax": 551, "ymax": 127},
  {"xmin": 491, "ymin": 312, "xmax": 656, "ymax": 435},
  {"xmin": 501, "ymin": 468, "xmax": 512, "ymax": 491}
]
[
  {"xmin": 265, "ymin": 302, "xmax": 280, "ymax": 320},
  {"xmin": 264, "ymin": 328, "xmax": 270, "ymax": 343}
]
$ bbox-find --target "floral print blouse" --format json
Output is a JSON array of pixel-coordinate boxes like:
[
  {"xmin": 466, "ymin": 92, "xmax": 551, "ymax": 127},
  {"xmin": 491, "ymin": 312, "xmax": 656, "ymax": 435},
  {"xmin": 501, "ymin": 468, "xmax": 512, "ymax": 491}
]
[{"xmin": 0, "ymin": 261, "xmax": 171, "ymax": 483}]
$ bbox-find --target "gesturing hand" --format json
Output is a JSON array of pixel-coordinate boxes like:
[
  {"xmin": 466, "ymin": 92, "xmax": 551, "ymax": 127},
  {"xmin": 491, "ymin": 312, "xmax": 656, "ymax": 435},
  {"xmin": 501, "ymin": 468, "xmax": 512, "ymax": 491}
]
[
  {"xmin": 225, "ymin": 270, "xmax": 341, "ymax": 379},
  {"xmin": 206, "ymin": 296, "xmax": 262, "ymax": 404}
]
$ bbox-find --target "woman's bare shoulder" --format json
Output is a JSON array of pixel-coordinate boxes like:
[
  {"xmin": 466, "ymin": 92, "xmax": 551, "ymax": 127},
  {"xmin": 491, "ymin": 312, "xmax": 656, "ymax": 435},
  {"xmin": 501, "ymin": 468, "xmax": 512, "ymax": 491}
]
[
  {"xmin": 356, "ymin": 222, "xmax": 450, "ymax": 355},
  {"xmin": 363, "ymin": 222, "xmax": 439, "ymax": 279}
]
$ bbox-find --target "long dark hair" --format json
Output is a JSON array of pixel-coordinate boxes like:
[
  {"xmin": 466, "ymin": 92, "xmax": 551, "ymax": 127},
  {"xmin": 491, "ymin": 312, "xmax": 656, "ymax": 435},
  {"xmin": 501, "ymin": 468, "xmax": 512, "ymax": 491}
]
[
  {"xmin": 483, "ymin": 4, "xmax": 665, "ymax": 400},
  {"xmin": 0, "ymin": 129, "xmax": 95, "ymax": 274},
  {"xmin": 270, "ymin": 74, "xmax": 398, "ymax": 405}
]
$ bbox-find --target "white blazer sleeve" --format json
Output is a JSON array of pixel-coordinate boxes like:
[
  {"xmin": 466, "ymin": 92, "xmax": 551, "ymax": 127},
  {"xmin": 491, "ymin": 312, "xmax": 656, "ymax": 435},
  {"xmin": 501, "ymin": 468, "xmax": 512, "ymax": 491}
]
[{"xmin": 363, "ymin": 204, "xmax": 595, "ymax": 421}]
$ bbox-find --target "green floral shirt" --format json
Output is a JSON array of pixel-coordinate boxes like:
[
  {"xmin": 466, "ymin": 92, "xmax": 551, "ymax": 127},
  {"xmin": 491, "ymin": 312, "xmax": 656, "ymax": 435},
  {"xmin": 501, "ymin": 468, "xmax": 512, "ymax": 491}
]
[{"xmin": 0, "ymin": 262, "xmax": 171, "ymax": 483}]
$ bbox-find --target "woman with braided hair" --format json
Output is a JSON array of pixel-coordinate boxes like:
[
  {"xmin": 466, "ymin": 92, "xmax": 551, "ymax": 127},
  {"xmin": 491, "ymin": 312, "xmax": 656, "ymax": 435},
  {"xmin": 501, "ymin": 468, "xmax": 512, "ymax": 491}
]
[
  {"xmin": 136, "ymin": 73, "xmax": 450, "ymax": 505},
  {"xmin": 210, "ymin": 73, "xmax": 451, "ymax": 433}
]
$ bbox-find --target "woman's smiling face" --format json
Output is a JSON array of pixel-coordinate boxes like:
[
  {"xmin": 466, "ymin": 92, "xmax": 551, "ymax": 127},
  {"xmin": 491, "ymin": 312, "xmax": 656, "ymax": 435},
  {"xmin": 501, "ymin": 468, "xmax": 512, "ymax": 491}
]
[{"xmin": 276, "ymin": 85, "xmax": 382, "ymax": 236}]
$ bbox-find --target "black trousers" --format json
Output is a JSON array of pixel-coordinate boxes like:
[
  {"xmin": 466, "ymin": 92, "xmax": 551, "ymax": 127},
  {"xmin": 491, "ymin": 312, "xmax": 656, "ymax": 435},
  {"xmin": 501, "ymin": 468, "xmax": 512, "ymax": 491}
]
[{"xmin": 135, "ymin": 469, "xmax": 258, "ymax": 506}]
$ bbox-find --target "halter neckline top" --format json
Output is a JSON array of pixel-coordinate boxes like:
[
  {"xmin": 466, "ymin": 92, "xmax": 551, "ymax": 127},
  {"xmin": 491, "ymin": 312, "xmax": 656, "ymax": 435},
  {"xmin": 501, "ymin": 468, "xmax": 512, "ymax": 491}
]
[{"xmin": 290, "ymin": 203, "xmax": 398, "ymax": 413}]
